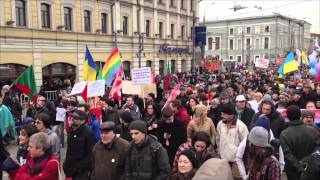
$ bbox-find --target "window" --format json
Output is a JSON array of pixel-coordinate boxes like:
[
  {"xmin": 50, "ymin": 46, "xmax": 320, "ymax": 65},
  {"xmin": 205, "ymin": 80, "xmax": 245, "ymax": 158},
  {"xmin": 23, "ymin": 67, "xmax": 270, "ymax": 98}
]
[
  {"xmin": 159, "ymin": 22, "xmax": 163, "ymax": 38},
  {"xmin": 237, "ymin": 56, "xmax": 242, "ymax": 62},
  {"xmin": 230, "ymin": 28, "xmax": 234, "ymax": 35},
  {"xmin": 170, "ymin": 0, "xmax": 175, "ymax": 7},
  {"xmin": 246, "ymin": 27, "xmax": 251, "ymax": 34},
  {"xmin": 181, "ymin": 25, "xmax": 185, "ymax": 40},
  {"xmin": 215, "ymin": 37, "xmax": 220, "ymax": 50},
  {"xmin": 265, "ymin": 25, "xmax": 270, "ymax": 33},
  {"xmin": 208, "ymin": 37, "xmax": 213, "ymax": 50},
  {"xmin": 255, "ymin": 39, "xmax": 259, "ymax": 49},
  {"xmin": 64, "ymin": 7, "xmax": 72, "ymax": 30},
  {"xmin": 181, "ymin": 0, "xmax": 184, "ymax": 9},
  {"xmin": 145, "ymin": 20, "xmax": 150, "ymax": 37},
  {"xmin": 123, "ymin": 16, "xmax": 128, "ymax": 35},
  {"xmin": 15, "ymin": 0, "xmax": 26, "ymax": 26},
  {"xmin": 229, "ymin": 39, "xmax": 234, "ymax": 50},
  {"xmin": 264, "ymin": 37, "xmax": 269, "ymax": 49},
  {"xmin": 171, "ymin": 24, "xmax": 175, "ymax": 39},
  {"xmin": 41, "ymin": 3, "xmax": 50, "ymax": 28},
  {"xmin": 230, "ymin": 56, "xmax": 234, "ymax": 60},
  {"xmin": 246, "ymin": 39, "xmax": 251, "ymax": 49},
  {"xmin": 237, "ymin": 39, "xmax": 241, "ymax": 50},
  {"xmin": 84, "ymin": 10, "xmax": 91, "ymax": 32},
  {"xmin": 101, "ymin": 13, "xmax": 107, "ymax": 33}
]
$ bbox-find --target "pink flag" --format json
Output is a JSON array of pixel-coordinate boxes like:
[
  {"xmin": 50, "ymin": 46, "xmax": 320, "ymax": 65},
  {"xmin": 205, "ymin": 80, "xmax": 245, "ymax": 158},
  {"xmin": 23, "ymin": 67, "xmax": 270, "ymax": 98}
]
[
  {"xmin": 109, "ymin": 64, "xmax": 123, "ymax": 102},
  {"xmin": 162, "ymin": 82, "xmax": 182, "ymax": 110}
]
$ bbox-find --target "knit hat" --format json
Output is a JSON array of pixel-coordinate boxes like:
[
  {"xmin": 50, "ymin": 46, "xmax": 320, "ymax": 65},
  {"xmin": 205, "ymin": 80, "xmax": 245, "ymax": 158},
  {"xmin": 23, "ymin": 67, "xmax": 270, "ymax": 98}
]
[
  {"xmin": 100, "ymin": 121, "xmax": 116, "ymax": 132},
  {"xmin": 193, "ymin": 158, "xmax": 233, "ymax": 180},
  {"xmin": 72, "ymin": 110, "xmax": 88, "ymax": 121},
  {"xmin": 120, "ymin": 111, "xmax": 134, "ymax": 123},
  {"xmin": 179, "ymin": 150, "xmax": 199, "ymax": 169},
  {"xmin": 221, "ymin": 105, "xmax": 236, "ymax": 115},
  {"xmin": 255, "ymin": 116, "xmax": 271, "ymax": 132},
  {"xmin": 248, "ymin": 126, "xmax": 271, "ymax": 147},
  {"xmin": 105, "ymin": 99, "xmax": 116, "ymax": 108},
  {"xmin": 129, "ymin": 120, "xmax": 147, "ymax": 134},
  {"xmin": 301, "ymin": 110, "xmax": 315, "ymax": 119}
]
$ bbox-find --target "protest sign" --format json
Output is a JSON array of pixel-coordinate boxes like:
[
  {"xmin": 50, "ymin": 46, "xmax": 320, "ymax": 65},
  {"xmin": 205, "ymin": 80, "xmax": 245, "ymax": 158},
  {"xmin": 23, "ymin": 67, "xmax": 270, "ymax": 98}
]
[
  {"xmin": 132, "ymin": 67, "xmax": 152, "ymax": 85},
  {"xmin": 87, "ymin": 80, "xmax": 105, "ymax": 97},
  {"xmin": 69, "ymin": 81, "xmax": 87, "ymax": 95},
  {"xmin": 255, "ymin": 58, "xmax": 269, "ymax": 69}
]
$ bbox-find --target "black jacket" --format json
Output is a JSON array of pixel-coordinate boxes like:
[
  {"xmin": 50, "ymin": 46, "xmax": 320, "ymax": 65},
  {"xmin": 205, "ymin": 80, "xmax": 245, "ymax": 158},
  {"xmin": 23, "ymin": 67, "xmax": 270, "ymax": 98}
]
[
  {"xmin": 63, "ymin": 124, "xmax": 95, "ymax": 177},
  {"xmin": 102, "ymin": 109, "xmax": 120, "ymax": 124},
  {"xmin": 237, "ymin": 107, "xmax": 255, "ymax": 128},
  {"xmin": 280, "ymin": 120, "xmax": 320, "ymax": 180},
  {"xmin": 156, "ymin": 118, "xmax": 187, "ymax": 165},
  {"xmin": 26, "ymin": 105, "xmax": 50, "ymax": 120},
  {"xmin": 125, "ymin": 135, "xmax": 171, "ymax": 180},
  {"xmin": 207, "ymin": 106, "xmax": 222, "ymax": 128}
]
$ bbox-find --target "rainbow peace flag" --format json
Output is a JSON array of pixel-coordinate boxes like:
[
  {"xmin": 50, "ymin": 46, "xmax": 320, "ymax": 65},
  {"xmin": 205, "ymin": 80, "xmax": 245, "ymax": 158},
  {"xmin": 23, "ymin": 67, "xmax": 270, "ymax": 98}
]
[
  {"xmin": 83, "ymin": 46, "xmax": 97, "ymax": 81},
  {"xmin": 102, "ymin": 48, "xmax": 122, "ymax": 86},
  {"xmin": 277, "ymin": 51, "xmax": 298, "ymax": 75}
]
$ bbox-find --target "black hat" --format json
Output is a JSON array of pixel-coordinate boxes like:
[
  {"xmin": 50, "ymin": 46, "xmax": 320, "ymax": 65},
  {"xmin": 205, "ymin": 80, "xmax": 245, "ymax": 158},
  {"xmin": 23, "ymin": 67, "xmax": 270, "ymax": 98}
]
[
  {"xmin": 129, "ymin": 120, "xmax": 147, "ymax": 134},
  {"xmin": 120, "ymin": 112, "xmax": 134, "ymax": 123},
  {"xmin": 100, "ymin": 121, "xmax": 116, "ymax": 132},
  {"xmin": 72, "ymin": 110, "xmax": 88, "ymax": 120},
  {"xmin": 162, "ymin": 107, "xmax": 173, "ymax": 118},
  {"xmin": 106, "ymin": 99, "xmax": 116, "ymax": 108},
  {"xmin": 221, "ymin": 105, "xmax": 236, "ymax": 115},
  {"xmin": 179, "ymin": 150, "xmax": 199, "ymax": 169}
]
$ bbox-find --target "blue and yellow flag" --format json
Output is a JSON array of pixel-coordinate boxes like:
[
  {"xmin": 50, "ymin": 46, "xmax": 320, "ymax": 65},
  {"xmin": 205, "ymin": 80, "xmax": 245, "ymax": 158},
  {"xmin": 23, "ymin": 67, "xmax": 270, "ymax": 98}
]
[
  {"xmin": 301, "ymin": 50, "xmax": 308, "ymax": 65},
  {"xmin": 278, "ymin": 51, "xmax": 298, "ymax": 75},
  {"xmin": 83, "ymin": 46, "xmax": 97, "ymax": 81}
]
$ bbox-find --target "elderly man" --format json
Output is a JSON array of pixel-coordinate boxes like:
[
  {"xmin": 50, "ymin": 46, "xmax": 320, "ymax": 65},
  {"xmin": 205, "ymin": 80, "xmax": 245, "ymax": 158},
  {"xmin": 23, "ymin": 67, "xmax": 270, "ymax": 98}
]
[{"xmin": 91, "ymin": 121, "xmax": 129, "ymax": 180}]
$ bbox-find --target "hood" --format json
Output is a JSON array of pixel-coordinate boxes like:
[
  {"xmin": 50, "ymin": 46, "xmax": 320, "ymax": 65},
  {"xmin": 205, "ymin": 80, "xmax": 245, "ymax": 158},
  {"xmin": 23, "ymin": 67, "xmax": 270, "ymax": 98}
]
[
  {"xmin": 258, "ymin": 99, "xmax": 280, "ymax": 120},
  {"xmin": 193, "ymin": 158, "xmax": 233, "ymax": 180}
]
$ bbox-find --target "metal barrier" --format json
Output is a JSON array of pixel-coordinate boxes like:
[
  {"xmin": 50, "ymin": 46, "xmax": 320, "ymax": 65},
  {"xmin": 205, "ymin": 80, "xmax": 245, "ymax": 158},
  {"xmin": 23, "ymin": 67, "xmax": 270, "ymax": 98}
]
[{"xmin": 20, "ymin": 90, "xmax": 58, "ymax": 106}]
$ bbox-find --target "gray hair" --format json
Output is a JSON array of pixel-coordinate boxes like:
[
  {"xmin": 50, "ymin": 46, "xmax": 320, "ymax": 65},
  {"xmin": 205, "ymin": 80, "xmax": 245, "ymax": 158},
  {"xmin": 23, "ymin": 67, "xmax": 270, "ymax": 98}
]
[{"xmin": 29, "ymin": 132, "xmax": 51, "ymax": 151}]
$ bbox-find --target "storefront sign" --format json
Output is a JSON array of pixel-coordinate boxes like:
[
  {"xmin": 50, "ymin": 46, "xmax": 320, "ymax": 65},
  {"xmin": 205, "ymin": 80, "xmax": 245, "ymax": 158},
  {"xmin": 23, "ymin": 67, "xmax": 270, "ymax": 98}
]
[{"xmin": 159, "ymin": 44, "xmax": 191, "ymax": 54}]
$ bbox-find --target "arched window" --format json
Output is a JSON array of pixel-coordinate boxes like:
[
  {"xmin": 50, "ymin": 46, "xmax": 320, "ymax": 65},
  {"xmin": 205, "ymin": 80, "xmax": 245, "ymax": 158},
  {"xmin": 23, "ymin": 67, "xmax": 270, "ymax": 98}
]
[
  {"xmin": 41, "ymin": 3, "xmax": 51, "ymax": 28},
  {"xmin": 0, "ymin": 64, "xmax": 27, "ymax": 87},
  {"xmin": 15, "ymin": 0, "xmax": 26, "ymax": 26}
]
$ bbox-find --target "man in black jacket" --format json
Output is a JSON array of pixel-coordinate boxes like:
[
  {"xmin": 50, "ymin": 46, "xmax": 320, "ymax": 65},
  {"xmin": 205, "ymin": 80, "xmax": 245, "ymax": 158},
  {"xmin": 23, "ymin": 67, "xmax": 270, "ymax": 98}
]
[
  {"xmin": 125, "ymin": 120, "xmax": 170, "ymax": 180},
  {"xmin": 156, "ymin": 107, "xmax": 187, "ymax": 166},
  {"xmin": 280, "ymin": 105, "xmax": 320, "ymax": 180},
  {"xmin": 63, "ymin": 110, "xmax": 95, "ymax": 180},
  {"xmin": 235, "ymin": 95, "xmax": 255, "ymax": 128}
]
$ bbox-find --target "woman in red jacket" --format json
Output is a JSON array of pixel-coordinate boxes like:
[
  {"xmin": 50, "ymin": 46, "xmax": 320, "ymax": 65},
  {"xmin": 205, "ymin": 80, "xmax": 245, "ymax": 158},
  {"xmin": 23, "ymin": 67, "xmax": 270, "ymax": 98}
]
[{"xmin": 15, "ymin": 132, "xmax": 59, "ymax": 180}]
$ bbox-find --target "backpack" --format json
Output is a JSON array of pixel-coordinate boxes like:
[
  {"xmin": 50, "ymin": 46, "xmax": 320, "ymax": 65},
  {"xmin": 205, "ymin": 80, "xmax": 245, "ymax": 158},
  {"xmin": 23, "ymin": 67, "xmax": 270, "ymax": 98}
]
[{"xmin": 301, "ymin": 150, "xmax": 320, "ymax": 180}]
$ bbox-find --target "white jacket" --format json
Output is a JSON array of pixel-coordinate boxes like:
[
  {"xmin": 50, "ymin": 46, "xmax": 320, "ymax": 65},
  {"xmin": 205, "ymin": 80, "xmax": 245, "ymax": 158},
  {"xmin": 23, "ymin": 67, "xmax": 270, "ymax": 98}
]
[
  {"xmin": 216, "ymin": 119, "xmax": 249, "ymax": 162},
  {"xmin": 235, "ymin": 131, "xmax": 285, "ymax": 180}
]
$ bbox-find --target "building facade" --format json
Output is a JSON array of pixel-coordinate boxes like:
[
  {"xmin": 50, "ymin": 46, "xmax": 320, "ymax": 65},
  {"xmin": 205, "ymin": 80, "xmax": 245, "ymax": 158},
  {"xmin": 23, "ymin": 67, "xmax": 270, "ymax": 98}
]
[
  {"xmin": 0, "ymin": 0, "xmax": 199, "ymax": 89},
  {"xmin": 204, "ymin": 14, "xmax": 311, "ymax": 67}
]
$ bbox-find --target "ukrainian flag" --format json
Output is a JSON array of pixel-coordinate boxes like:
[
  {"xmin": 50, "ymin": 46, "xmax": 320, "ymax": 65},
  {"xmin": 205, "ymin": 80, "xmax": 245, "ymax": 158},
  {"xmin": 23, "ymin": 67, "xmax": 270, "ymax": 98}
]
[
  {"xmin": 83, "ymin": 46, "xmax": 97, "ymax": 81},
  {"xmin": 278, "ymin": 51, "xmax": 298, "ymax": 75},
  {"xmin": 301, "ymin": 50, "xmax": 308, "ymax": 65}
]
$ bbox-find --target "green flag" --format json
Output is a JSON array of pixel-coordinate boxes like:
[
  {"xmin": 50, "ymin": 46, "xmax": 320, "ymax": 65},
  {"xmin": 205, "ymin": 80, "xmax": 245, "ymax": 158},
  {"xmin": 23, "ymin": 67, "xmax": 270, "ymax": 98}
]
[
  {"xmin": 97, "ymin": 61, "xmax": 104, "ymax": 80},
  {"xmin": 14, "ymin": 65, "xmax": 37, "ymax": 100}
]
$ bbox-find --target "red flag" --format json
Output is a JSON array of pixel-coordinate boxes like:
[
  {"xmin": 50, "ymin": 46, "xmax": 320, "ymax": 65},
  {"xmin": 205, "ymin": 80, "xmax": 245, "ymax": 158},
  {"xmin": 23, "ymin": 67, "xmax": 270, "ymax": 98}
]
[
  {"xmin": 81, "ymin": 83, "xmax": 88, "ymax": 102},
  {"xmin": 164, "ymin": 73, "xmax": 172, "ymax": 90},
  {"xmin": 162, "ymin": 82, "xmax": 182, "ymax": 110},
  {"xmin": 109, "ymin": 64, "xmax": 123, "ymax": 102}
]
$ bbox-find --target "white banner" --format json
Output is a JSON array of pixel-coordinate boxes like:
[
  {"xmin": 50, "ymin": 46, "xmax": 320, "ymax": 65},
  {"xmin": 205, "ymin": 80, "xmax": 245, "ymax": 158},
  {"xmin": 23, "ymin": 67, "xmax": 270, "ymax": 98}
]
[
  {"xmin": 255, "ymin": 58, "xmax": 269, "ymax": 69},
  {"xmin": 131, "ymin": 67, "xmax": 152, "ymax": 85},
  {"xmin": 69, "ymin": 81, "xmax": 87, "ymax": 95},
  {"xmin": 87, "ymin": 80, "xmax": 105, "ymax": 97}
]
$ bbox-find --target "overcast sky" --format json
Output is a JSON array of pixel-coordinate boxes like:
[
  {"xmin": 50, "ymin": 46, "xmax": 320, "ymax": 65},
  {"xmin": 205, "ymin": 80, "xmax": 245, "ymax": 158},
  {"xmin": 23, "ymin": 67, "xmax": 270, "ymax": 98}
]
[{"xmin": 199, "ymin": 0, "xmax": 320, "ymax": 33}]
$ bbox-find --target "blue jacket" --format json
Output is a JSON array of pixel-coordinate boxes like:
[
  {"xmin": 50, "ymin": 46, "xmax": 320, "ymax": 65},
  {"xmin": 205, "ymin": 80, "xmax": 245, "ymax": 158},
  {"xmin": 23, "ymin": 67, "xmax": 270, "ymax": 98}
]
[{"xmin": 89, "ymin": 113, "xmax": 101, "ymax": 143}]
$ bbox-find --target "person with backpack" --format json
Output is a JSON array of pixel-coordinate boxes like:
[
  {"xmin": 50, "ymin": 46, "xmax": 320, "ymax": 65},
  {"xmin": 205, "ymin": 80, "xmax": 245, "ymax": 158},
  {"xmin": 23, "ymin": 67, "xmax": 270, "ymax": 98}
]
[
  {"xmin": 125, "ymin": 120, "xmax": 171, "ymax": 180},
  {"xmin": 280, "ymin": 105, "xmax": 320, "ymax": 180}
]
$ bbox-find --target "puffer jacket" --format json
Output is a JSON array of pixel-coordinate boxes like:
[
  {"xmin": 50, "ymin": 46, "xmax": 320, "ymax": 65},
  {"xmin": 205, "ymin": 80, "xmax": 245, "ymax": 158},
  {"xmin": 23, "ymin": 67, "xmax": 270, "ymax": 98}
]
[{"xmin": 125, "ymin": 135, "xmax": 171, "ymax": 180}]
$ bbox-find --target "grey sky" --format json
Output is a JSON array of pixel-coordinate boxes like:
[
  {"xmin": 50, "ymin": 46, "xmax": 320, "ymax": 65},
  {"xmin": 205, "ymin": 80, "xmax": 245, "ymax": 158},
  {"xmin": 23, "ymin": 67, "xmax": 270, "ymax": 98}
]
[{"xmin": 199, "ymin": 0, "xmax": 320, "ymax": 33}]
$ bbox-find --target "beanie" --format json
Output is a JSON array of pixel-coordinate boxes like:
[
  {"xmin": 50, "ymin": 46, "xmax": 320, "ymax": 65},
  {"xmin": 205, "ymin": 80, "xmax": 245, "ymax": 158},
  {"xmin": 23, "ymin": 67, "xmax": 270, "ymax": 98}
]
[
  {"xmin": 120, "ymin": 112, "xmax": 134, "ymax": 123},
  {"xmin": 105, "ymin": 99, "xmax": 116, "ymax": 108},
  {"xmin": 129, "ymin": 120, "xmax": 147, "ymax": 134},
  {"xmin": 255, "ymin": 116, "xmax": 271, "ymax": 132},
  {"xmin": 221, "ymin": 105, "xmax": 236, "ymax": 115},
  {"xmin": 248, "ymin": 126, "xmax": 270, "ymax": 147},
  {"xmin": 301, "ymin": 110, "xmax": 315, "ymax": 119},
  {"xmin": 179, "ymin": 150, "xmax": 199, "ymax": 169}
]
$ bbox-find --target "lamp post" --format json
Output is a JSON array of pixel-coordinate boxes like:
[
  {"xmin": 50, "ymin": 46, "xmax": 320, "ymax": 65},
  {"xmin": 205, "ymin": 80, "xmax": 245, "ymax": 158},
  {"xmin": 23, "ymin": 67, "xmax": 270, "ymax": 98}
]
[{"xmin": 135, "ymin": 32, "xmax": 145, "ymax": 68}]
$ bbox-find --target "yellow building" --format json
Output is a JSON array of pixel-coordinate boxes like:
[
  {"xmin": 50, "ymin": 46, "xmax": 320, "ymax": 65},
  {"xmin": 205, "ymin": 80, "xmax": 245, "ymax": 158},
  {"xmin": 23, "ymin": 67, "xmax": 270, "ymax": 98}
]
[{"xmin": 0, "ymin": 0, "xmax": 199, "ymax": 89}]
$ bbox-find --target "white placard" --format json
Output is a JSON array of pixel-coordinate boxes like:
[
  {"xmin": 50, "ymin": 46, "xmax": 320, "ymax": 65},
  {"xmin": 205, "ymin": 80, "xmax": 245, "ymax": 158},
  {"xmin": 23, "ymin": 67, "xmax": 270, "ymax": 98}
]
[
  {"xmin": 69, "ymin": 81, "xmax": 87, "ymax": 95},
  {"xmin": 255, "ymin": 58, "xmax": 269, "ymax": 69},
  {"xmin": 87, "ymin": 80, "xmax": 105, "ymax": 97},
  {"xmin": 131, "ymin": 67, "xmax": 152, "ymax": 85},
  {"xmin": 56, "ymin": 107, "xmax": 67, "ymax": 122}
]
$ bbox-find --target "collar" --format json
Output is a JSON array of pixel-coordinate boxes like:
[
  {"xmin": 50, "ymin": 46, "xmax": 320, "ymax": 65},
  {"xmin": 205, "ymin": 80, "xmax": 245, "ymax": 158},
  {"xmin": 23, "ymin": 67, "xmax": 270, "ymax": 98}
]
[
  {"xmin": 287, "ymin": 120, "xmax": 303, "ymax": 126},
  {"xmin": 102, "ymin": 136, "xmax": 116, "ymax": 150}
]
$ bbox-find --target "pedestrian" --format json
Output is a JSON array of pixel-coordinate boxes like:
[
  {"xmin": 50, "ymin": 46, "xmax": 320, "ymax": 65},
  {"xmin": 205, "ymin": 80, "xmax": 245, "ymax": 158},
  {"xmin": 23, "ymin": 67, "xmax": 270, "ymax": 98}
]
[
  {"xmin": 16, "ymin": 124, "xmax": 38, "ymax": 164},
  {"xmin": 15, "ymin": 132, "xmax": 60, "ymax": 180},
  {"xmin": 121, "ymin": 95, "xmax": 141, "ymax": 121},
  {"xmin": 125, "ymin": 120, "xmax": 171, "ymax": 180},
  {"xmin": 216, "ymin": 104, "xmax": 249, "ymax": 179},
  {"xmin": 280, "ymin": 105, "xmax": 320, "ymax": 180},
  {"xmin": 0, "ymin": 96, "xmax": 16, "ymax": 145},
  {"xmin": 26, "ymin": 95, "xmax": 50, "ymax": 120},
  {"xmin": 301, "ymin": 110, "xmax": 316, "ymax": 127},
  {"xmin": 63, "ymin": 110, "xmax": 95, "ymax": 180},
  {"xmin": 168, "ymin": 150, "xmax": 198, "ymax": 180},
  {"xmin": 156, "ymin": 107, "xmax": 187, "ymax": 165},
  {"xmin": 207, "ymin": 98, "xmax": 222, "ymax": 128},
  {"xmin": 192, "ymin": 158, "xmax": 233, "ymax": 180},
  {"xmin": 77, "ymin": 104, "xmax": 101, "ymax": 143},
  {"xmin": 102, "ymin": 99, "xmax": 120, "ymax": 124},
  {"xmin": 91, "ymin": 121, "xmax": 129, "ymax": 180},
  {"xmin": 142, "ymin": 103, "xmax": 160, "ymax": 135},
  {"xmin": 117, "ymin": 111, "xmax": 134, "ymax": 141},
  {"xmin": 171, "ymin": 99, "xmax": 191, "ymax": 127},
  {"xmin": 235, "ymin": 95, "xmax": 255, "ymax": 128},
  {"xmin": 186, "ymin": 97, "xmax": 199, "ymax": 117}
]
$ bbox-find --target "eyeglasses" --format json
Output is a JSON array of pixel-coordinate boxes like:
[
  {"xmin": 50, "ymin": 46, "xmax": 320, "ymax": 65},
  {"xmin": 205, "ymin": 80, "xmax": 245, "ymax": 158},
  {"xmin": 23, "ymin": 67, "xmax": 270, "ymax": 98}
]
[{"xmin": 34, "ymin": 121, "xmax": 42, "ymax": 125}]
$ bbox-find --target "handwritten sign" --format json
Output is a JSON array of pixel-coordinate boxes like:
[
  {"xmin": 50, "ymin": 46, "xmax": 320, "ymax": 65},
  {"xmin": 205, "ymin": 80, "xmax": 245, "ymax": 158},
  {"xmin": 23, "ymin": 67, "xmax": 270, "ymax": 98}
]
[
  {"xmin": 69, "ymin": 81, "xmax": 87, "ymax": 95},
  {"xmin": 132, "ymin": 67, "xmax": 152, "ymax": 85},
  {"xmin": 255, "ymin": 58, "xmax": 269, "ymax": 69},
  {"xmin": 278, "ymin": 109, "xmax": 320, "ymax": 126},
  {"xmin": 87, "ymin": 80, "xmax": 105, "ymax": 97}
]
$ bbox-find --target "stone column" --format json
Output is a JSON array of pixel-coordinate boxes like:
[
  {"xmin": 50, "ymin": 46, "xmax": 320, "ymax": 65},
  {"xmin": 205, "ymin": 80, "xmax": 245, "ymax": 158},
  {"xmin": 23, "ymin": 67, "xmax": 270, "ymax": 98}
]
[
  {"xmin": 33, "ymin": 52, "xmax": 42, "ymax": 92},
  {"xmin": 77, "ymin": 53, "xmax": 85, "ymax": 82},
  {"xmin": 177, "ymin": 55, "xmax": 182, "ymax": 72}
]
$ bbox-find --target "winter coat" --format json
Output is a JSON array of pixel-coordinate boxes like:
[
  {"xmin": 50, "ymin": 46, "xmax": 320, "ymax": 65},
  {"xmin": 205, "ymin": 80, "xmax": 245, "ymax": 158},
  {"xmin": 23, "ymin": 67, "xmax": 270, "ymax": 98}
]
[
  {"xmin": 207, "ymin": 106, "xmax": 222, "ymax": 128},
  {"xmin": 63, "ymin": 124, "xmax": 95, "ymax": 178},
  {"xmin": 91, "ymin": 137, "xmax": 129, "ymax": 180},
  {"xmin": 15, "ymin": 155, "xmax": 59, "ymax": 180},
  {"xmin": 2, "ymin": 93, "xmax": 22, "ymax": 119},
  {"xmin": 187, "ymin": 117, "xmax": 216, "ymax": 145},
  {"xmin": 117, "ymin": 124, "xmax": 132, "ymax": 142},
  {"xmin": 167, "ymin": 169, "xmax": 197, "ymax": 180},
  {"xmin": 88, "ymin": 113, "xmax": 101, "ymax": 143},
  {"xmin": 280, "ymin": 120, "xmax": 320, "ymax": 180},
  {"xmin": 237, "ymin": 107, "xmax": 255, "ymax": 128},
  {"xmin": 216, "ymin": 119, "xmax": 249, "ymax": 162},
  {"xmin": 250, "ymin": 100, "xmax": 286, "ymax": 138},
  {"xmin": 102, "ymin": 109, "xmax": 120, "ymax": 124},
  {"xmin": 125, "ymin": 135, "xmax": 171, "ymax": 180},
  {"xmin": 26, "ymin": 105, "xmax": 50, "ymax": 120},
  {"xmin": 156, "ymin": 118, "xmax": 187, "ymax": 165},
  {"xmin": 121, "ymin": 103, "xmax": 141, "ymax": 121},
  {"xmin": 174, "ymin": 107, "xmax": 191, "ymax": 128},
  {"xmin": 193, "ymin": 158, "xmax": 233, "ymax": 180}
]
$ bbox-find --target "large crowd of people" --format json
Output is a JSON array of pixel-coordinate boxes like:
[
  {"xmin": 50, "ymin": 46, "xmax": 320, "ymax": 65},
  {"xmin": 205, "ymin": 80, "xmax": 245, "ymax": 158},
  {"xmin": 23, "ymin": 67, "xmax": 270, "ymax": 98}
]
[{"xmin": 0, "ymin": 63, "xmax": 320, "ymax": 180}]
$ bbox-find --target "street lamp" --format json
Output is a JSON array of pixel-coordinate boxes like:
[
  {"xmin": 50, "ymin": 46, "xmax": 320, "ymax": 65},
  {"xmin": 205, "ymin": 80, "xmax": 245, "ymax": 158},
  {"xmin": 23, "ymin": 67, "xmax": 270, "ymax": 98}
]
[{"xmin": 134, "ymin": 32, "xmax": 146, "ymax": 68}]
